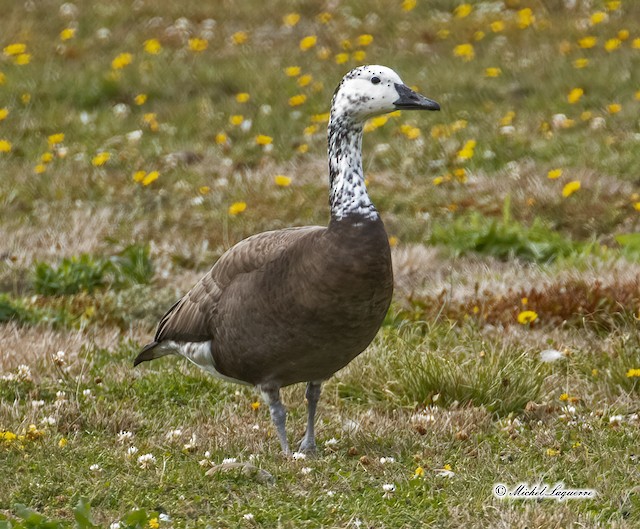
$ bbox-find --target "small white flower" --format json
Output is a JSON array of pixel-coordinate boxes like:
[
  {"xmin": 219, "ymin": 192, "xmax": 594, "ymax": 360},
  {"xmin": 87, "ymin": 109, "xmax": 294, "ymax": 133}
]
[
  {"xmin": 243, "ymin": 513, "xmax": 254, "ymax": 521},
  {"xmin": 382, "ymin": 483, "xmax": 395, "ymax": 498},
  {"xmin": 112, "ymin": 103, "xmax": 130, "ymax": 118},
  {"xmin": 166, "ymin": 428, "xmax": 183, "ymax": 441},
  {"xmin": 379, "ymin": 457, "xmax": 395, "ymax": 465},
  {"xmin": 435, "ymin": 468, "xmax": 455, "ymax": 478},
  {"xmin": 137, "ymin": 453, "xmax": 156, "ymax": 468},
  {"xmin": 126, "ymin": 130, "xmax": 143, "ymax": 142},
  {"xmin": 240, "ymin": 119, "xmax": 252, "ymax": 132},
  {"xmin": 117, "ymin": 431, "xmax": 133, "ymax": 443},
  {"xmin": 17, "ymin": 364, "xmax": 33, "ymax": 382},
  {"xmin": 89, "ymin": 464, "xmax": 102, "ymax": 473},
  {"xmin": 109, "ymin": 522, "xmax": 121, "ymax": 529},
  {"xmin": 53, "ymin": 350, "xmax": 66, "ymax": 366},
  {"xmin": 41, "ymin": 416, "xmax": 56, "ymax": 426},
  {"xmin": 590, "ymin": 116, "xmax": 606, "ymax": 130},
  {"xmin": 183, "ymin": 433, "xmax": 198, "ymax": 451},
  {"xmin": 301, "ymin": 467, "xmax": 312, "ymax": 475},
  {"xmin": 31, "ymin": 400, "xmax": 45, "ymax": 408},
  {"xmin": 326, "ymin": 490, "xmax": 336, "ymax": 497},
  {"xmin": 204, "ymin": 451, "xmax": 211, "ymax": 458},
  {"xmin": 56, "ymin": 391, "xmax": 66, "ymax": 401},
  {"xmin": 609, "ymin": 415, "xmax": 624, "ymax": 425},
  {"xmin": 539, "ymin": 349, "xmax": 564, "ymax": 363},
  {"xmin": 222, "ymin": 457, "xmax": 237, "ymax": 464},
  {"xmin": 325, "ymin": 437, "xmax": 338, "ymax": 447},
  {"xmin": 82, "ymin": 389, "xmax": 92, "ymax": 397},
  {"xmin": 291, "ymin": 452, "xmax": 306, "ymax": 461},
  {"xmin": 251, "ymin": 424, "xmax": 260, "ymax": 430},
  {"xmin": 158, "ymin": 514, "xmax": 171, "ymax": 522},
  {"xmin": 126, "ymin": 446, "xmax": 139, "ymax": 457}
]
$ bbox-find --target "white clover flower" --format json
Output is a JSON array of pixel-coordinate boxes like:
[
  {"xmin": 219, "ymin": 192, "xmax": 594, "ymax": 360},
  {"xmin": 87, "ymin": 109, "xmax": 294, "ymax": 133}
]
[
  {"xmin": 301, "ymin": 467, "xmax": 312, "ymax": 475},
  {"xmin": 222, "ymin": 457, "xmax": 237, "ymax": 464},
  {"xmin": 382, "ymin": 483, "xmax": 396, "ymax": 498},
  {"xmin": 31, "ymin": 400, "xmax": 45, "ymax": 408},
  {"xmin": 291, "ymin": 452, "xmax": 306, "ymax": 461},
  {"xmin": 16, "ymin": 364, "xmax": 33, "ymax": 382},
  {"xmin": 540, "ymin": 349, "xmax": 564, "ymax": 363},
  {"xmin": 89, "ymin": 464, "xmax": 102, "ymax": 473},
  {"xmin": 41, "ymin": 416, "xmax": 56, "ymax": 426},
  {"xmin": 53, "ymin": 350, "xmax": 66, "ymax": 366},
  {"xmin": 183, "ymin": 433, "xmax": 198, "ymax": 451},
  {"xmin": 165, "ymin": 428, "xmax": 183, "ymax": 441},
  {"xmin": 82, "ymin": 389, "xmax": 92, "ymax": 397},
  {"xmin": 609, "ymin": 415, "xmax": 624, "ymax": 425},
  {"xmin": 126, "ymin": 446, "xmax": 139, "ymax": 457},
  {"xmin": 126, "ymin": 130, "xmax": 143, "ymax": 143},
  {"xmin": 379, "ymin": 457, "xmax": 395, "ymax": 464},
  {"xmin": 109, "ymin": 522, "xmax": 122, "ymax": 529},
  {"xmin": 137, "ymin": 453, "xmax": 156, "ymax": 468},
  {"xmin": 326, "ymin": 490, "xmax": 336, "ymax": 497},
  {"xmin": 158, "ymin": 514, "xmax": 171, "ymax": 522},
  {"xmin": 117, "ymin": 431, "xmax": 133, "ymax": 443},
  {"xmin": 325, "ymin": 437, "xmax": 338, "ymax": 447},
  {"xmin": 243, "ymin": 513, "xmax": 254, "ymax": 521}
]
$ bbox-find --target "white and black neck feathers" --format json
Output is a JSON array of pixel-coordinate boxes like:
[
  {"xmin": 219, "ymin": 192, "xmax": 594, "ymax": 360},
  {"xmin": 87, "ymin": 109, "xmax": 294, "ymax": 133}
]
[{"xmin": 327, "ymin": 116, "xmax": 377, "ymax": 223}]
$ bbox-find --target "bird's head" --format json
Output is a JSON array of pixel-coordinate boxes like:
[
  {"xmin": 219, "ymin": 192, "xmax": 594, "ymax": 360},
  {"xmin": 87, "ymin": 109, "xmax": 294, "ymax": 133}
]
[{"xmin": 330, "ymin": 65, "xmax": 440, "ymax": 123}]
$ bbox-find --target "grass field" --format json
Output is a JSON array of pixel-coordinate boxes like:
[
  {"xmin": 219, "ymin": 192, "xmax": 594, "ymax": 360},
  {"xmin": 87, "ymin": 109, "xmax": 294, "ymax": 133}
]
[{"xmin": 1, "ymin": 0, "xmax": 640, "ymax": 527}]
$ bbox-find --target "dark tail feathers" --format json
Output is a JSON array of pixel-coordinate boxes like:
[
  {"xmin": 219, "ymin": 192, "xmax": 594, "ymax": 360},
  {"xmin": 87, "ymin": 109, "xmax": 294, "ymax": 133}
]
[{"xmin": 134, "ymin": 342, "xmax": 169, "ymax": 366}]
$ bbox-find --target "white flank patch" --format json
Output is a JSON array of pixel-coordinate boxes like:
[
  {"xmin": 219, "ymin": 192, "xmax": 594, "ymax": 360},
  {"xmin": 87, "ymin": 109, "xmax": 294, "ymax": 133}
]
[{"xmin": 165, "ymin": 340, "xmax": 248, "ymax": 385}]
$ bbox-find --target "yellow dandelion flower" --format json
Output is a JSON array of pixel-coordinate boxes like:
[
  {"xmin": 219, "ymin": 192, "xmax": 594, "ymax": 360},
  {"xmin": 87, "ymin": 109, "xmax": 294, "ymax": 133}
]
[
  {"xmin": 605, "ymin": 38, "xmax": 621, "ymax": 52},
  {"xmin": 283, "ymin": 13, "xmax": 300, "ymax": 27},
  {"xmin": 3, "ymin": 43, "xmax": 26, "ymax": 56},
  {"xmin": 457, "ymin": 139, "xmax": 476, "ymax": 160},
  {"xmin": 91, "ymin": 152, "xmax": 110, "ymax": 167},
  {"xmin": 490, "ymin": 20, "xmax": 504, "ymax": 32},
  {"xmin": 148, "ymin": 518, "xmax": 159, "ymax": 529},
  {"xmin": 521, "ymin": 297, "xmax": 528, "ymax": 305},
  {"xmin": 133, "ymin": 170, "xmax": 146, "ymax": 182},
  {"xmin": 255, "ymin": 134, "xmax": 272, "ymax": 145},
  {"xmin": 626, "ymin": 368, "xmax": 640, "ymax": 378},
  {"xmin": 517, "ymin": 8, "xmax": 534, "ymax": 29},
  {"xmin": 454, "ymin": 4, "xmax": 472, "ymax": 18},
  {"xmin": 235, "ymin": 92, "xmax": 250, "ymax": 103},
  {"xmin": 229, "ymin": 115, "xmax": 244, "ymax": 126},
  {"xmin": 364, "ymin": 115, "xmax": 388, "ymax": 133},
  {"xmin": 402, "ymin": 0, "xmax": 417, "ymax": 12},
  {"xmin": 143, "ymin": 39, "xmax": 162, "ymax": 55},
  {"xmin": 111, "ymin": 52, "xmax": 133, "ymax": 70},
  {"xmin": 352, "ymin": 50, "xmax": 366, "ymax": 62},
  {"xmin": 546, "ymin": 448, "xmax": 559, "ymax": 457},
  {"xmin": 453, "ymin": 43, "xmax": 474, "ymax": 61},
  {"xmin": 388, "ymin": 236, "xmax": 399, "ymax": 247},
  {"xmin": 341, "ymin": 39, "xmax": 352, "ymax": 51},
  {"xmin": 607, "ymin": 103, "xmax": 621, "ymax": 114},
  {"xmin": 517, "ymin": 310, "xmax": 538, "ymax": 324},
  {"xmin": 189, "ymin": 38, "xmax": 208, "ymax": 52},
  {"xmin": 0, "ymin": 108, "xmax": 8, "ymax": 121},
  {"xmin": 58, "ymin": 437, "xmax": 67, "ymax": 448},
  {"xmin": 578, "ymin": 36, "xmax": 597, "ymax": 49},
  {"xmin": 231, "ymin": 32, "xmax": 247, "ymax": 45},
  {"xmin": 303, "ymin": 124, "xmax": 319, "ymax": 136},
  {"xmin": 632, "ymin": 38, "xmax": 640, "ymax": 49},
  {"xmin": 142, "ymin": 171, "xmax": 159, "ymax": 186},
  {"xmin": 14, "ymin": 53, "xmax": 31, "ymax": 65},
  {"xmin": 567, "ymin": 88, "xmax": 584, "ymax": 104},
  {"xmin": 547, "ymin": 168, "xmax": 563, "ymax": 179},
  {"xmin": 0, "ymin": 72, "xmax": 5, "ymax": 85},
  {"xmin": 41, "ymin": 152, "xmax": 53, "ymax": 163},
  {"xmin": 289, "ymin": 94, "xmax": 307, "ymax": 107},
  {"xmin": 296, "ymin": 143, "xmax": 309, "ymax": 154},
  {"xmin": 414, "ymin": 466, "xmax": 425, "ymax": 477},
  {"xmin": 215, "ymin": 132, "xmax": 228, "ymax": 144},
  {"xmin": 559, "ymin": 393, "xmax": 569, "ymax": 401},
  {"xmin": 21, "ymin": 93, "xmax": 30, "ymax": 104},
  {"xmin": 297, "ymin": 74, "xmax": 312, "ymax": 87},
  {"xmin": 400, "ymin": 124, "xmax": 420, "ymax": 140},
  {"xmin": 562, "ymin": 180, "xmax": 581, "ymax": 198},
  {"xmin": 580, "ymin": 111, "xmax": 592, "ymax": 121},
  {"xmin": 34, "ymin": 164, "xmax": 46, "ymax": 174},
  {"xmin": 228, "ymin": 201, "xmax": 247, "ymax": 215},
  {"xmin": 633, "ymin": 202, "xmax": 640, "ymax": 211},
  {"xmin": 134, "ymin": 93, "xmax": 147, "ymax": 105},
  {"xmin": 60, "ymin": 28, "xmax": 75, "ymax": 41},
  {"xmin": 285, "ymin": 66, "xmax": 301, "ymax": 77},
  {"xmin": 606, "ymin": 0, "xmax": 621, "ymax": 10},
  {"xmin": 316, "ymin": 12, "xmax": 332, "ymax": 24},
  {"xmin": 199, "ymin": 186, "xmax": 210, "ymax": 195},
  {"xmin": 274, "ymin": 175, "xmax": 291, "ymax": 187},
  {"xmin": 618, "ymin": 29, "xmax": 629, "ymax": 41},
  {"xmin": 299, "ymin": 35, "xmax": 317, "ymax": 51},
  {"xmin": 590, "ymin": 11, "xmax": 607, "ymax": 25},
  {"xmin": 474, "ymin": 31, "xmax": 486, "ymax": 41},
  {"xmin": 335, "ymin": 53, "xmax": 349, "ymax": 64},
  {"xmin": 143, "ymin": 113, "xmax": 158, "ymax": 131},
  {"xmin": 357, "ymin": 34, "xmax": 374, "ymax": 47},
  {"xmin": 48, "ymin": 133, "xmax": 64, "ymax": 146},
  {"xmin": 432, "ymin": 176, "xmax": 445, "ymax": 186},
  {"xmin": 573, "ymin": 58, "xmax": 589, "ymax": 69},
  {"xmin": 251, "ymin": 400, "xmax": 261, "ymax": 410},
  {"xmin": 311, "ymin": 113, "xmax": 330, "ymax": 123},
  {"xmin": 437, "ymin": 29, "xmax": 450, "ymax": 40},
  {"xmin": 485, "ymin": 67, "xmax": 502, "ymax": 77}
]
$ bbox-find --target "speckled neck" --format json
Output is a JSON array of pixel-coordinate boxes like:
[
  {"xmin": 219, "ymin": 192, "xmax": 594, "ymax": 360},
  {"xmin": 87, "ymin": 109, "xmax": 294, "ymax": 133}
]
[{"xmin": 327, "ymin": 116, "xmax": 378, "ymax": 223}]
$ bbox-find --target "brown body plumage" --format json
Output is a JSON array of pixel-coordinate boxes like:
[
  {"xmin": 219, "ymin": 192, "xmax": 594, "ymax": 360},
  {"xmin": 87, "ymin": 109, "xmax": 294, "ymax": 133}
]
[{"xmin": 135, "ymin": 65, "xmax": 439, "ymax": 453}]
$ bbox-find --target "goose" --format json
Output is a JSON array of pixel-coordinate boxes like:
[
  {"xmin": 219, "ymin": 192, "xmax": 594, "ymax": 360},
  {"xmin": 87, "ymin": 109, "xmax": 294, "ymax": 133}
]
[{"xmin": 134, "ymin": 65, "xmax": 440, "ymax": 454}]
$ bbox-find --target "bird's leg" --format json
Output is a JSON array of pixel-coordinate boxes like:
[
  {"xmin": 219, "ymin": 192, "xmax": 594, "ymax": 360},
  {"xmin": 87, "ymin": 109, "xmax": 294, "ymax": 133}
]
[
  {"xmin": 259, "ymin": 383, "xmax": 290, "ymax": 455},
  {"xmin": 298, "ymin": 381, "xmax": 322, "ymax": 454}
]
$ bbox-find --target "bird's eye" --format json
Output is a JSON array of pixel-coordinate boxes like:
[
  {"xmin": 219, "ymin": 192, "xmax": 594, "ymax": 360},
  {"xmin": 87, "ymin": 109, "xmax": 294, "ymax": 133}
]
[{"xmin": 371, "ymin": 76, "xmax": 381, "ymax": 85}]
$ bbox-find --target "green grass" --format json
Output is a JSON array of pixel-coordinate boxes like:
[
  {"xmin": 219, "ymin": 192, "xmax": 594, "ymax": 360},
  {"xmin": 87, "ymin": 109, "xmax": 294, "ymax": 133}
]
[{"xmin": 1, "ymin": 0, "xmax": 640, "ymax": 527}]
